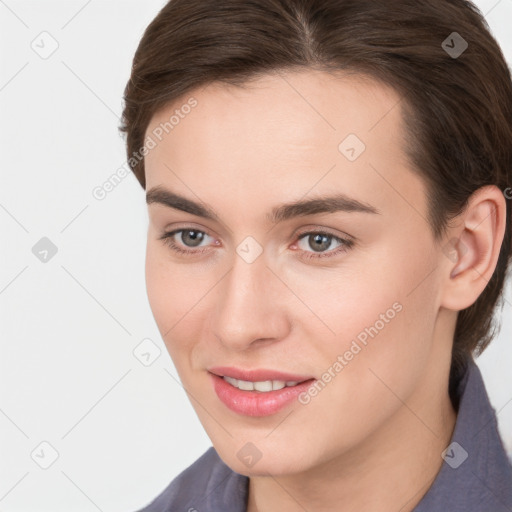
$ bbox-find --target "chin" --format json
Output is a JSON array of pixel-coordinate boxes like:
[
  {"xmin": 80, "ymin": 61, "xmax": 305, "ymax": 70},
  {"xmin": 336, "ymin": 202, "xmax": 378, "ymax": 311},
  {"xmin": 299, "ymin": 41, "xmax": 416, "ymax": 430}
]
[{"xmin": 216, "ymin": 442, "xmax": 314, "ymax": 478}]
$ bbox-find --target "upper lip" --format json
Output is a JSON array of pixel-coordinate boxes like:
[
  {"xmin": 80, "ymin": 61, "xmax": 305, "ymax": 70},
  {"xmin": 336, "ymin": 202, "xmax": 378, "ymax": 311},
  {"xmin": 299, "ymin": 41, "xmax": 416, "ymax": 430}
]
[{"xmin": 208, "ymin": 366, "xmax": 315, "ymax": 383}]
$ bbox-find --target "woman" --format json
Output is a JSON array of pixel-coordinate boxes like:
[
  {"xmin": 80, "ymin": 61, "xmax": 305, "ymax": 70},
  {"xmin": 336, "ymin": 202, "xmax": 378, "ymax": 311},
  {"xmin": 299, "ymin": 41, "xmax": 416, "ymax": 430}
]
[{"xmin": 120, "ymin": 0, "xmax": 512, "ymax": 510}]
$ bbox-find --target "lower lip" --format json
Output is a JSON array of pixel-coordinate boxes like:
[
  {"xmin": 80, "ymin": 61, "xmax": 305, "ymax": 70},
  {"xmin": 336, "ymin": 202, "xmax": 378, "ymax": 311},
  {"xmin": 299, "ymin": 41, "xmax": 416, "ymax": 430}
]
[{"xmin": 210, "ymin": 373, "xmax": 316, "ymax": 417}]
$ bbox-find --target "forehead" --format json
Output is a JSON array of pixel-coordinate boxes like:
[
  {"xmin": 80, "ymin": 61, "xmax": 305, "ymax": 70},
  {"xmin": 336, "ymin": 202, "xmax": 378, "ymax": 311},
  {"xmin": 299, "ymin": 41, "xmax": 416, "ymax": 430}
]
[
  {"xmin": 144, "ymin": 69, "xmax": 427, "ymax": 225},
  {"xmin": 146, "ymin": 69, "xmax": 404, "ymax": 150}
]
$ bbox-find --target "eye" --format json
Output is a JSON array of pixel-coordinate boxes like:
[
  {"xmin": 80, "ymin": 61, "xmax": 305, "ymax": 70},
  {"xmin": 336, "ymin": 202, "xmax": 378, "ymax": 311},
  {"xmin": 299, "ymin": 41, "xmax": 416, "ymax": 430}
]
[
  {"xmin": 159, "ymin": 228, "xmax": 215, "ymax": 256},
  {"xmin": 158, "ymin": 227, "xmax": 354, "ymax": 260},
  {"xmin": 294, "ymin": 230, "xmax": 354, "ymax": 260}
]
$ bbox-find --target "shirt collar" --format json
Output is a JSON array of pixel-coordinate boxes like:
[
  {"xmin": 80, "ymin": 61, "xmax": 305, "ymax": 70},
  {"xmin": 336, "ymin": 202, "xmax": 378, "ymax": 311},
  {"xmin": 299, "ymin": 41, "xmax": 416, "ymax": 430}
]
[{"xmin": 414, "ymin": 355, "xmax": 512, "ymax": 510}]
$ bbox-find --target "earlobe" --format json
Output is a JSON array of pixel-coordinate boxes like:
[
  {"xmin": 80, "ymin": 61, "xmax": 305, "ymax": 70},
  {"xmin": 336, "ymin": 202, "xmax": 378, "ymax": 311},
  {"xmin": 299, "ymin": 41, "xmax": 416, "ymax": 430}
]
[{"xmin": 441, "ymin": 186, "xmax": 506, "ymax": 311}]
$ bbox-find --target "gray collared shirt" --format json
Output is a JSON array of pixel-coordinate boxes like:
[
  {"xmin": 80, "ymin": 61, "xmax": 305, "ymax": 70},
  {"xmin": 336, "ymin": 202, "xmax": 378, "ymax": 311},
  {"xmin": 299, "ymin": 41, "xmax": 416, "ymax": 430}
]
[{"xmin": 136, "ymin": 356, "xmax": 512, "ymax": 511}]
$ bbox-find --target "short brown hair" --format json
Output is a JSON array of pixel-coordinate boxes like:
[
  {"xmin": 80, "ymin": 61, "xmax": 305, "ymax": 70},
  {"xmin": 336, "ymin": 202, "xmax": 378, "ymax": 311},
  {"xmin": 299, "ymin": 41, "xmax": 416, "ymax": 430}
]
[{"xmin": 119, "ymin": 0, "xmax": 512, "ymax": 389}]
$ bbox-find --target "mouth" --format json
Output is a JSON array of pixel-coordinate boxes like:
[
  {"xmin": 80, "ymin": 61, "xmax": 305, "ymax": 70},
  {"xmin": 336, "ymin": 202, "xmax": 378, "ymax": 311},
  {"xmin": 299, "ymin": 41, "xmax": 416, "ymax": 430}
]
[{"xmin": 207, "ymin": 366, "xmax": 316, "ymax": 416}]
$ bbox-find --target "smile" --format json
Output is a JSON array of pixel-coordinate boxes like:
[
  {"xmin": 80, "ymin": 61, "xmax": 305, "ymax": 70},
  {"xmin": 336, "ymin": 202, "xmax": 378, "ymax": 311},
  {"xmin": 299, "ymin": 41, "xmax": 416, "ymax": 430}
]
[{"xmin": 209, "ymin": 371, "xmax": 316, "ymax": 416}]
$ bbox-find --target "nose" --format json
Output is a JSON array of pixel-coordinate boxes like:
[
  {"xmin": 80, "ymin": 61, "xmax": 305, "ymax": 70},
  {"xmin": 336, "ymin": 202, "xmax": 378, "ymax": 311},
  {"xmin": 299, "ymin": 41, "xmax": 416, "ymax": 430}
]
[{"xmin": 211, "ymin": 248, "xmax": 291, "ymax": 352}]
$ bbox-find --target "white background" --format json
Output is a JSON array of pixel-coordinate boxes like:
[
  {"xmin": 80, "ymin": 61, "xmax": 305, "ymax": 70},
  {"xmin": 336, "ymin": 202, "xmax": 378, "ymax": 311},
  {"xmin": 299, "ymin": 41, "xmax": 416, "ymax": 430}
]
[{"xmin": 1, "ymin": 1, "xmax": 511, "ymax": 510}]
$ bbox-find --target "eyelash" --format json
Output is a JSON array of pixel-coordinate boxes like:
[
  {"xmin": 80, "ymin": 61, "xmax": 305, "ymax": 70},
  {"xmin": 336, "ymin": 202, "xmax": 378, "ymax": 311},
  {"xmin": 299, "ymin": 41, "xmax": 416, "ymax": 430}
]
[{"xmin": 158, "ymin": 227, "xmax": 354, "ymax": 261}]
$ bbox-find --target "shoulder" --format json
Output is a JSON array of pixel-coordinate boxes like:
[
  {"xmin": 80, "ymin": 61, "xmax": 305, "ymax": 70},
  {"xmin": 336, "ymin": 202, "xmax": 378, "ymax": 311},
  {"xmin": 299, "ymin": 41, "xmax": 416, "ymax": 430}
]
[
  {"xmin": 134, "ymin": 446, "xmax": 248, "ymax": 512},
  {"xmin": 415, "ymin": 357, "xmax": 512, "ymax": 511}
]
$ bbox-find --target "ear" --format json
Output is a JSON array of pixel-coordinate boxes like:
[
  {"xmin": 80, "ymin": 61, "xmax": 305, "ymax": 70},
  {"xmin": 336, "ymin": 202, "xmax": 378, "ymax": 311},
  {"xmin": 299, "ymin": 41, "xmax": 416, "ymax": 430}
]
[{"xmin": 440, "ymin": 185, "xmax": 507, "ymax": 311}]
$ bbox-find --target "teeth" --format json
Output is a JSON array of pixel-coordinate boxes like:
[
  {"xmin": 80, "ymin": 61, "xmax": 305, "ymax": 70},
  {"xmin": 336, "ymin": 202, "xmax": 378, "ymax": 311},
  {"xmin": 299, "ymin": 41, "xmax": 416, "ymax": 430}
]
[
  {"xmin": 223, "ymin": 376, "xmax": 300, "ymax": 392},
  {"xmin": 253, "ymin": 380, "xmax": 273, "ymax": 392}
]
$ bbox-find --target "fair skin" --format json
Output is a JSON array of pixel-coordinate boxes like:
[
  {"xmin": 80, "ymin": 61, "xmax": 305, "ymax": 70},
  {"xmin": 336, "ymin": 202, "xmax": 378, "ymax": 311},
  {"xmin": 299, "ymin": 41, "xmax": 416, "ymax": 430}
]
[{"xmin": 143, "ymin": 70, "xmax": 506, "ymax": 512}]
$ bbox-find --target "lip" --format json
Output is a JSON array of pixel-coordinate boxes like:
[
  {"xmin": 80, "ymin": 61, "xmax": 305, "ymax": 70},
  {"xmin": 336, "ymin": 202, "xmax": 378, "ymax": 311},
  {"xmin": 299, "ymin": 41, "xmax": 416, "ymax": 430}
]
[
  {"xmin": 208, "ymin": 369, "xmax": 316, "ymax": 417},
  {"xmin": 208, "ymin": 366, "xmax": 314, "ymax": 383}
]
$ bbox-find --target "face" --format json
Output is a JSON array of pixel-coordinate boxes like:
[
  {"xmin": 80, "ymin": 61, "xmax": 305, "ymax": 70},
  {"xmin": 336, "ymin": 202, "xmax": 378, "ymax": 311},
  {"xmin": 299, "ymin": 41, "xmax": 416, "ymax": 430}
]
[{"xmin": 143, "ymin": 70, "xmax": 449, "ymax": 477}]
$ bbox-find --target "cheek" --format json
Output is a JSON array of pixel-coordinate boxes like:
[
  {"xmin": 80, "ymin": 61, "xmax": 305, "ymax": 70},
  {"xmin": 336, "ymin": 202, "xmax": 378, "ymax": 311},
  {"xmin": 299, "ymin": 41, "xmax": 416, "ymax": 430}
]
[
  {"xmin": 145, "ymin": 242, "xmax": 190, "ymax": 351},
  {"xmin": 144, "ymin": 240, "xmax": 217, "ymax": 361},
  {"xmin": 277, "ymin": 257, "xmax": 409, "ymax": 355},
  {"xmin": 290, "ymin": 276, "xmax": 438, "ymax": 455},
  {"xmin": 145, "ymin": 242, "xmax": 172, "ymax": 330},
  {"xmin": 290, "ymin": 235, "xmax": 439, "ymax": 395}
]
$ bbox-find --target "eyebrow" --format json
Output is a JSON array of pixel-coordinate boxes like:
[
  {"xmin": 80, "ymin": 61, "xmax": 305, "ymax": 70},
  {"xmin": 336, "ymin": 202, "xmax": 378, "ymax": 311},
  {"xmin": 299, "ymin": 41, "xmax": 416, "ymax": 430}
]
[{"xmin": 146, "ymin": 185, "xmax": 380, "ymax": 224}]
